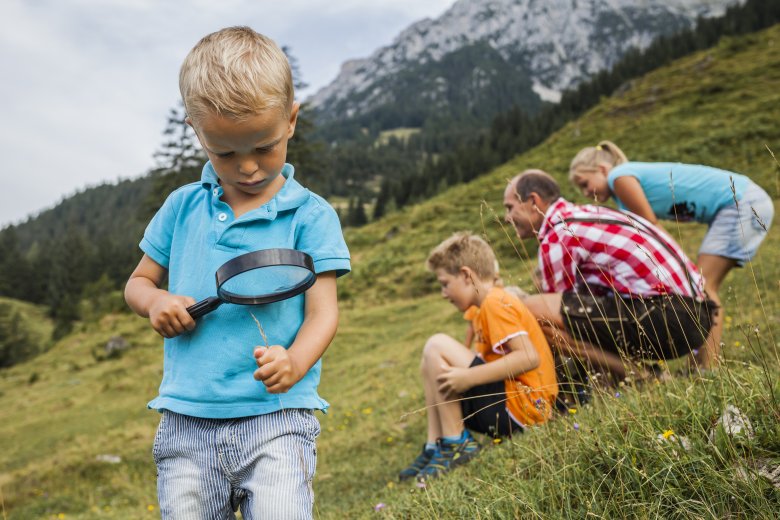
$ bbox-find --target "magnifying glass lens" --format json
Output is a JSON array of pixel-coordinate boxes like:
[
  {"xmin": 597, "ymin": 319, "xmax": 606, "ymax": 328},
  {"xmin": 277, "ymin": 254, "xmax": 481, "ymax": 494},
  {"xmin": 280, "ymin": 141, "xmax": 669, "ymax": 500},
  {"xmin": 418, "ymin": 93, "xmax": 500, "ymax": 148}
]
[{"xmin": 220, "ymin": 265, "xmax": 314, "ymax": 298}]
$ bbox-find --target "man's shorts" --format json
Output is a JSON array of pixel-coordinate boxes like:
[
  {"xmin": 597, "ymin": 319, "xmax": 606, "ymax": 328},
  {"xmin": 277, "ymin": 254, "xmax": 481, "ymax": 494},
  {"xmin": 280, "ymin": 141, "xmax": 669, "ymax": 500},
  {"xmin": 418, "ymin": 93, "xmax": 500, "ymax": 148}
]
[
  {"xmin": 460, "ymin": 357, "xmax": 523, "ymax": 437},
  {"xmin": 560, "ymin": 291, "xmax": 716, "ymax": 360}
]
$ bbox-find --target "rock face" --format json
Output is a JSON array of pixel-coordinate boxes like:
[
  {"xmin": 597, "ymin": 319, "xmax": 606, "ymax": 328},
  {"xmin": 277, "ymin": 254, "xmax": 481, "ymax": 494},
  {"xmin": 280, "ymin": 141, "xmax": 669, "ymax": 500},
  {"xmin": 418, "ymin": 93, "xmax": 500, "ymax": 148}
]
[{"xmin": 308, "ymin": 0, "xmax": 740, "ymax": 121}]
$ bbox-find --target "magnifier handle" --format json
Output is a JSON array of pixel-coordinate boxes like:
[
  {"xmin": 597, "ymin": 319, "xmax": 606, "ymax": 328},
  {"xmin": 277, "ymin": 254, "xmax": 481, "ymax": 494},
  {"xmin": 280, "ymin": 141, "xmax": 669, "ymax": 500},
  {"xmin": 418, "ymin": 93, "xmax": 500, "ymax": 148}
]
[{"xmin": 186, "ymin": 296, "xmax": 222, "ymax": 319}]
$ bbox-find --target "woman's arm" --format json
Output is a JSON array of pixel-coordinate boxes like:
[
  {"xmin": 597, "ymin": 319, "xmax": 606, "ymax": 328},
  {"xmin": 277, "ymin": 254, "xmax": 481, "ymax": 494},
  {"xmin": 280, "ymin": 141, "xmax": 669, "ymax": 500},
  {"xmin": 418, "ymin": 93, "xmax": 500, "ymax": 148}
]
[{"xmin": 612, "ymin": 175, "xmax": 658, "ymax": 224}]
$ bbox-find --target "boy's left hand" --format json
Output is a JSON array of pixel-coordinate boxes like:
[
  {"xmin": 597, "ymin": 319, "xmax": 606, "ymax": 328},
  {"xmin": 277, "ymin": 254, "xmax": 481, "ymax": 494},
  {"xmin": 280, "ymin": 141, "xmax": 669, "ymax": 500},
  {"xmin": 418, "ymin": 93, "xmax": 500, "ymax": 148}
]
[
  {"xmin": 253, "ymin": 346, "xmax": 301, "ymax": 393},
  {"xmin": 437, "ymin": 365, "xmax": 472, "ymax": 398}
]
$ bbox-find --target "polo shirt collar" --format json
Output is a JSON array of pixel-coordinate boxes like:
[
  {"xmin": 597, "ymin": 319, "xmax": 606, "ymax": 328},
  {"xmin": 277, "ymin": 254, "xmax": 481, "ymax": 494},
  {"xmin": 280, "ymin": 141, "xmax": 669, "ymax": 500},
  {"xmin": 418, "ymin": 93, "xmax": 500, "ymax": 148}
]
[
  {"xmin": 537, "ymin": 197, "xmax": 574, "ymax": 238},
  {"xmin": 199, "ymin": 162, "xmax": 310, "ymax": 214}
]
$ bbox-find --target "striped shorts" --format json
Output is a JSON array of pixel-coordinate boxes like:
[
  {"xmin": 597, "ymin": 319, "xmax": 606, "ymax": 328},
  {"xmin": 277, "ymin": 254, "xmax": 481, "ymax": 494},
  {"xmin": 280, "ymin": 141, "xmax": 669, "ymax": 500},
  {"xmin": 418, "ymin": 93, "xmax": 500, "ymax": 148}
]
[{"xmin": 153, "ymin": 408, "xmax": 320, "ymax": 519}]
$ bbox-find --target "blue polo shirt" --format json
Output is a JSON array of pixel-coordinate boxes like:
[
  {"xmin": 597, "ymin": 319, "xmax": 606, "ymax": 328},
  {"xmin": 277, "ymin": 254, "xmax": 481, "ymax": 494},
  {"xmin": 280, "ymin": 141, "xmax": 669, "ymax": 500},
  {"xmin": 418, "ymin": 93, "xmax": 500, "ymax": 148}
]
[
  {"xmin": 608, "ymin": 161, "xmax": 750, "ymax": 224},
  {"xmin": 140, "ymin": 162, "xmax": 351, "ymax": 419}
]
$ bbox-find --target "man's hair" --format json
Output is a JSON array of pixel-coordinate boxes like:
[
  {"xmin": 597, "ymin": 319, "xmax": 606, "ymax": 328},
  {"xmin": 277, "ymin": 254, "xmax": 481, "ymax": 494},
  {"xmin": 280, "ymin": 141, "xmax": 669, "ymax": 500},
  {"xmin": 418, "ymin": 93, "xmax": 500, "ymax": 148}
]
[
  {"xmin": 510, "ymin": 169, "xmax": 561, "ymax": 204},
  {"xmin": 180, "ymin": 26, "xmax": 294, "ymax": 122},
  {"xmin": 426, "ymin": 232, "xmax": 498, "ymax": 281}
]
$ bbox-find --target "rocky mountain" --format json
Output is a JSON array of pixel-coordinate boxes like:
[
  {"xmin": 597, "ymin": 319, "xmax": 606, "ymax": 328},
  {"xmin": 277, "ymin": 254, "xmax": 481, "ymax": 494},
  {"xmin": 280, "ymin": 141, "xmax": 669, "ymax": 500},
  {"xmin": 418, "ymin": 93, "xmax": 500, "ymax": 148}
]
[{"xmin": 308, "ymin": 0, "xmax": 740, "ymax": 124}]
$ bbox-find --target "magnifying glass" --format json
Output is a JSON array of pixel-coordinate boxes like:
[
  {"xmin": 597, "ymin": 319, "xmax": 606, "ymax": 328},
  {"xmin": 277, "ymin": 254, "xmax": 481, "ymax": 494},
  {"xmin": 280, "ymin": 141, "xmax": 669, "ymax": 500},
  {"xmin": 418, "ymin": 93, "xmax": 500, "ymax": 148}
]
[{"xmin": 186, "ymin": 248, "xmax": 316, "ymax": 319}]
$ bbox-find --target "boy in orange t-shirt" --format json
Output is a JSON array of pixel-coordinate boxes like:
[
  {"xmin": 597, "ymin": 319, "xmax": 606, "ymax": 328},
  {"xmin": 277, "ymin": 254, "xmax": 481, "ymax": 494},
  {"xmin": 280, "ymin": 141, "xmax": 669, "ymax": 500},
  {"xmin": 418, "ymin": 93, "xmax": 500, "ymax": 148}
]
[{"xmin": 399, "ymin": 233, "xmax": 558, "ymax": 482}]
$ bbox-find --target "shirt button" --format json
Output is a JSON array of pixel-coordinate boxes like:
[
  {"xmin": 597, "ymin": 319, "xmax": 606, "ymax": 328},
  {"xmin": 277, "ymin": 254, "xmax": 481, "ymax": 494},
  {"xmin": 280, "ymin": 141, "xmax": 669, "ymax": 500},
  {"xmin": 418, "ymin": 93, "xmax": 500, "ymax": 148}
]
[
  {"xmin": 213, "ymin": 188, "xmax": 219, "ymax": 196},
  {"xmin": 218, "ymin": 213, "xmax": 227, "ymax": 222}
]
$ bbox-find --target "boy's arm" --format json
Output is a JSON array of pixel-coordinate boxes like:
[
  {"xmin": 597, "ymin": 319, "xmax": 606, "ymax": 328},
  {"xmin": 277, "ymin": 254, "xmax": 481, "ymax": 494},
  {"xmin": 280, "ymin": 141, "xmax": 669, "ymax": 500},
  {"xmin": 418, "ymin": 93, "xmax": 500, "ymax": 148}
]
[
  {"xmin": 124, "ymin": 254, "xmax": 196, "ymax": 338},
  {"xmin": 464, "ymin": 322, "xmax": 474, "ymax": 348},
  {"xmin": 437, "ymin": 334, "xmax": 540, "ymax": 397},
  {"xmin": 253, "ymin": 271, "xmax": 338, "ymax": 393}
]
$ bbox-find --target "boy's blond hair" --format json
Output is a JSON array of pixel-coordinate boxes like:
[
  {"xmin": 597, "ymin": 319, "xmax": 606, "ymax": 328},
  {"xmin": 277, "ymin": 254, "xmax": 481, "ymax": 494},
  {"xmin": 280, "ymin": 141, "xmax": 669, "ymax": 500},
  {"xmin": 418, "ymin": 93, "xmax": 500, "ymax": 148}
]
[
  {"xmin": 426, "ymin": 232, "xmax": 498, "ymax": 282},
  {"xmin": 568, "ymin": 140, "xmax": 629, "ymax": 181},
  {"xmin": 180, "ymin": 26, "xmax": 294, "ymax": 123}
]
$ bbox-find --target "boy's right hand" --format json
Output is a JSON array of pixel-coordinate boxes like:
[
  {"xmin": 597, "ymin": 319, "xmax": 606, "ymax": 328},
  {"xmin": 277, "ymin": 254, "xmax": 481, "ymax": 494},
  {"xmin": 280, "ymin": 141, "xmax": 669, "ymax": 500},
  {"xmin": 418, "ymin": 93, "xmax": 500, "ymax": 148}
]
[{"xmin": 148, "ymin": 293, "xmax": 197, "ymax": 338}]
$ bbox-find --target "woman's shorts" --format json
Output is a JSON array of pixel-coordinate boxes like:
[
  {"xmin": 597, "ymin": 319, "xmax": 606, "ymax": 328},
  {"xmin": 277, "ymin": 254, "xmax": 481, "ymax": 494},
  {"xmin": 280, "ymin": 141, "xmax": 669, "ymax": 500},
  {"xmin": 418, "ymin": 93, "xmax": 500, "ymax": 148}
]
[
  {"xmin": 460, "ymin": 357, "xmax": 523, "ymax": 437},
  {"xmin": 699, "ymin": 182, "xmax": 774, "ymax": 266},
  {"xmin": 560, "ymin": 291, "xmax": 716, "ymax": 360}
]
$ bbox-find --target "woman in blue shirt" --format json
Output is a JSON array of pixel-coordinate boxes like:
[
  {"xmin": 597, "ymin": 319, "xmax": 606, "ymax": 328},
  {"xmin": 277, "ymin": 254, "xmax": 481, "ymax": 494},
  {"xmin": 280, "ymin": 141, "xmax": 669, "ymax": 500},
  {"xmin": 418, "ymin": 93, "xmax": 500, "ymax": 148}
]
[{"xmin": 568, "ymin": 140, "xmax": 774, "ymax": 371}]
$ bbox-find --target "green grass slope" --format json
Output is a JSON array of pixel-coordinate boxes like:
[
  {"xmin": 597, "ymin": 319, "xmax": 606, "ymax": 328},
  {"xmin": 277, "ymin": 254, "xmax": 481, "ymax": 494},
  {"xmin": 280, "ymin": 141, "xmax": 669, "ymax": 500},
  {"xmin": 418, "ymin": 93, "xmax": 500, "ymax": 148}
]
[
  {"xmin": 2, "ymin": 26, "xmax": 780, "ymax": 519},
  {"xmin": 0, "ymin": 297, "xmax": 53, "ymax": 366}
]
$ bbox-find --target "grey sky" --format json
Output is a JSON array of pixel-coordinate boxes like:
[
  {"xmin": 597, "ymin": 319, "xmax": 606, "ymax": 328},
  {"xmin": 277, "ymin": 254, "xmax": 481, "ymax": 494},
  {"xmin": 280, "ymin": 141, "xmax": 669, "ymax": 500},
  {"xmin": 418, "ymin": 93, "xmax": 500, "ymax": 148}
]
[{"xmin": 0, "ymin": 0, "xmax": 454, "ymax": 228}]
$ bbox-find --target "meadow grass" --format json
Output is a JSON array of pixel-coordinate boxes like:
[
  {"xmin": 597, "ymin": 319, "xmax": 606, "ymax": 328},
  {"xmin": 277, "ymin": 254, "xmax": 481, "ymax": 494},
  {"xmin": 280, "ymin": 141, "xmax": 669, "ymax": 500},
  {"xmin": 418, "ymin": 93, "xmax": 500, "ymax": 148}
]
[{"xmin": 2, "ymin": 25, "xmax": 780, "ymax": 519}]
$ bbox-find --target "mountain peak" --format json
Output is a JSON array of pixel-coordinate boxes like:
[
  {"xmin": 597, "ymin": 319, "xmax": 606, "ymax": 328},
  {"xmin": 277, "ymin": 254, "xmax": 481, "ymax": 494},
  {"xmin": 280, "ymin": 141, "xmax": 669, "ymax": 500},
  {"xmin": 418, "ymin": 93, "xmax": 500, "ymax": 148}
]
[{"xmin": 308, "ymin": 0, "xmax": 740, "ymax": 120}]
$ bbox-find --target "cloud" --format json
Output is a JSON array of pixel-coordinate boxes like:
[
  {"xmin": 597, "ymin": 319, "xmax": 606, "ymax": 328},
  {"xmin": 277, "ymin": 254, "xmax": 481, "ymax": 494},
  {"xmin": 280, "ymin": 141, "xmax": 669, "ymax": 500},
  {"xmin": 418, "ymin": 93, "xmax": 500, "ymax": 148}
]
[{"xmin": 0, "ymin": 0, "xmax": 454, "ymax": 227}]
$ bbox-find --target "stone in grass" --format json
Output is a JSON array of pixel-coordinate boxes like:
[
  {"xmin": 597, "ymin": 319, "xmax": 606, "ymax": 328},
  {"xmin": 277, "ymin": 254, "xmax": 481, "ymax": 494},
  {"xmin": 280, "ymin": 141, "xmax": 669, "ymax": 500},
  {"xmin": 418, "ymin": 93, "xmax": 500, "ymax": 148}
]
[
  {"xmin": 96, "ymin": 454, "xmax": 122, "ymax": 464},
  {"xmin": 105, "ymin": 336, "xmax": 131, "ymax": 358},
  {"xmin": 734, "ymin": 459, "xmax": 780, "ymax": 489},
  {"xmin": 708, "ymin": 404, "xmax": 754, "ymax": 444},
  {"xmin": 655, "ymin": 432, "xmax": 692, "ymax": 456}
]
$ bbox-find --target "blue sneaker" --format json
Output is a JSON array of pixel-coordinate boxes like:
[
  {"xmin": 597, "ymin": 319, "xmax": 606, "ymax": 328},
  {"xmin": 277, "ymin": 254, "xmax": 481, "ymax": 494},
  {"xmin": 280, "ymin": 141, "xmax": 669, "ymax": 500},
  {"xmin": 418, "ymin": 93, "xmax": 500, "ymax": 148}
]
[
  {"xmin": 418, "ymin": 432, "xmax": 481, "ymax": 480},
  {"xmin": 398, "ymin": 444, "xmax": 435, "ymax": 481}
]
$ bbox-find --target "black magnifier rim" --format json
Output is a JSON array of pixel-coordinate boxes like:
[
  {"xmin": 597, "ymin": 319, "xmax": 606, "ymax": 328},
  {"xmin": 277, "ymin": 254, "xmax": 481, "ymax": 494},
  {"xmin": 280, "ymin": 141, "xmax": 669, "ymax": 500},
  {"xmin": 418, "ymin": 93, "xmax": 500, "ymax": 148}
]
[{"xmin": 215, "ymin": 249, "xmax": 316, "ymax": 305}]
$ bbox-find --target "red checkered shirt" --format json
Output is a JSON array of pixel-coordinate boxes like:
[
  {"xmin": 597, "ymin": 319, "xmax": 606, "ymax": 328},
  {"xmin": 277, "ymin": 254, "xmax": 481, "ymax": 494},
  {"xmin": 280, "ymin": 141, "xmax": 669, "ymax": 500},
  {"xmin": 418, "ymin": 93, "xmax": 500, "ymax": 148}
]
[{"xmin": 537, "ymin": 198, "xmax": 704, "ymax": 298}]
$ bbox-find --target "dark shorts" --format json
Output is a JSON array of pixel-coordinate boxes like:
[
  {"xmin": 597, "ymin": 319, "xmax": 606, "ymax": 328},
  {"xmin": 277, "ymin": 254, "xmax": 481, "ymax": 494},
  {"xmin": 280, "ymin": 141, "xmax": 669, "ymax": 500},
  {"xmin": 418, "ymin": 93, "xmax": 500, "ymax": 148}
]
[
  {"xmin": 560, "ymin": 291, "xmax": 716, "ymax": 360},
  {"xmin": 461, "ymin": 357, "xmax": 523, "ymax": 437}
]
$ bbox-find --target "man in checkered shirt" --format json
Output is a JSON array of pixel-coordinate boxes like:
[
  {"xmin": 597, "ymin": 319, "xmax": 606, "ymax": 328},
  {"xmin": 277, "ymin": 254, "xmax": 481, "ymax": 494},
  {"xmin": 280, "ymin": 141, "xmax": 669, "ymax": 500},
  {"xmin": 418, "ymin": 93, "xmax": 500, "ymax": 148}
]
[{"xmin": 503, "ymin": 170, "xmax": 716, "ymax": 380}]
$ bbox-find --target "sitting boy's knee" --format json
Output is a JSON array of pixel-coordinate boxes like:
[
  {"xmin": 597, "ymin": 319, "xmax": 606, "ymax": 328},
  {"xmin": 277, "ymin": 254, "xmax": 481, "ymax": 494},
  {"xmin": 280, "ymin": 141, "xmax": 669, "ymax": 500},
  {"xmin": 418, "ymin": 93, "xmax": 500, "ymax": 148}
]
[
  {"xmin": 424, "ymin": 333, "xmax": 451, "ymax": 353},
  {"xmin": 421, "ymin": 333, "xmax": 453, "ymax": 365}
]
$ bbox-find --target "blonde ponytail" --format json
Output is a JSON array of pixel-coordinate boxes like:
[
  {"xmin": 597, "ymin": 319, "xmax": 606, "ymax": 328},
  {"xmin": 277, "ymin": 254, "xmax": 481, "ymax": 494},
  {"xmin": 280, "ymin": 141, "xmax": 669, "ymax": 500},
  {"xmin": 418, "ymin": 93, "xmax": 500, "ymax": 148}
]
[{"xmin": 569, "ymin": 140, "xmax": 629, "ymax": 182}]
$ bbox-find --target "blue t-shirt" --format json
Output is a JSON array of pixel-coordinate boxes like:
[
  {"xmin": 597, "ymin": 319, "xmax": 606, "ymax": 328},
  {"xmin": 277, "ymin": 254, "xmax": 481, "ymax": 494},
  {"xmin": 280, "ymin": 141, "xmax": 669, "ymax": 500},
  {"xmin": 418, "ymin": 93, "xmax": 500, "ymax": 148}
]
[
  {"xmin": 608, "ymin": 161, "xmax": 750, "ymax": 224},
  {"xmin": 140, "ymin": 162, "xmax": 351, "ymax": 419}
]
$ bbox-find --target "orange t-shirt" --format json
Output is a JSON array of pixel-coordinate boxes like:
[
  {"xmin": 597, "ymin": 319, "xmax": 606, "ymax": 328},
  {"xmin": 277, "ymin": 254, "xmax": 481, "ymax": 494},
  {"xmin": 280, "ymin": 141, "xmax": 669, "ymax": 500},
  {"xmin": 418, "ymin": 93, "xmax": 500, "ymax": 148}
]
[{"xmin": 467, "ymin": 287, "xmax": 558, "ymax": 426}]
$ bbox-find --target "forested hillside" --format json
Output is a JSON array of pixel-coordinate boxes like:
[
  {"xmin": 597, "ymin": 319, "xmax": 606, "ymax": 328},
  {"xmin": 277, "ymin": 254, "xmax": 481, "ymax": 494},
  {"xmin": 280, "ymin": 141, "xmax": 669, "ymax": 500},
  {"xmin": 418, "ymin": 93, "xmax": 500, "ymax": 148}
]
[{"xmin": 0, "ymin": 0, "xmax": 778, "ymax": 358}]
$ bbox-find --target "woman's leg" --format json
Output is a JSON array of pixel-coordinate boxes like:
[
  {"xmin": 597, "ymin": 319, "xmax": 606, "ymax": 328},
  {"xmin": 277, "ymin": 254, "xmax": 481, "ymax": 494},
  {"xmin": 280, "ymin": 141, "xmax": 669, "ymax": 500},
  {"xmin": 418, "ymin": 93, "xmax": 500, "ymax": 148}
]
[
  {"xmin": 420, "ymin": 333, "xmax": 476, "ymax": 440},
  {"xmin": 694, "ymin": 253, "xmax": 737, "ymax": 369}
]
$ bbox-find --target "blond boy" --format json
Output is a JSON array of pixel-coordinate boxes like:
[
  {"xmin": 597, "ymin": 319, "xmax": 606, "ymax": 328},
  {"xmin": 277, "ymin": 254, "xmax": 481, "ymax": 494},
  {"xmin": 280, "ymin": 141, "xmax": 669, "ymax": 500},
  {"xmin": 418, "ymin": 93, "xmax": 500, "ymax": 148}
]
[
  {"xmin": 125, "ymin": 27, "xmax": 350, "ymax": 518},
  {"xmin": 399, "ymin": 233, "xmax": 557, "ymax": 481}
]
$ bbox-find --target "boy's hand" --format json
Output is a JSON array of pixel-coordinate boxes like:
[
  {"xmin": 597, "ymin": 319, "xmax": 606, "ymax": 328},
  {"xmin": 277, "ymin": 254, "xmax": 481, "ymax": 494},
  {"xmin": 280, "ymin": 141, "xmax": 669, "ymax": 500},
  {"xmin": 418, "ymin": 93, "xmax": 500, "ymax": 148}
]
[
  {"xmin": 148, "ymin": 293, "xmax": 197, "ymax": 338},
  {"xmin": 437, "ymin": 365, "xmax": 472, "ymax": 398},
  {"xmin": 253, "ymin": 346, "xmax": 301, "ymax": 393}
]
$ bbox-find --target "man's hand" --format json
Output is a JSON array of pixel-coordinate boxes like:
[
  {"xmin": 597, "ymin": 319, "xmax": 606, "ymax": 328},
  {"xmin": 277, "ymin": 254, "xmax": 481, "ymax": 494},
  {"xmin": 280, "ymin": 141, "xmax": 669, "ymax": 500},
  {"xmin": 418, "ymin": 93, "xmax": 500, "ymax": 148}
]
[
  {"xmin": 253, "ymin": 345, "xmax": 302, "ymax": 393},
  {"xmin": 437, "ymin": 364, "xmax": 473, "ymax": 399},
  {"xmin": 148, "ymin": 293, "xmax": 196, "ymax": 338}
]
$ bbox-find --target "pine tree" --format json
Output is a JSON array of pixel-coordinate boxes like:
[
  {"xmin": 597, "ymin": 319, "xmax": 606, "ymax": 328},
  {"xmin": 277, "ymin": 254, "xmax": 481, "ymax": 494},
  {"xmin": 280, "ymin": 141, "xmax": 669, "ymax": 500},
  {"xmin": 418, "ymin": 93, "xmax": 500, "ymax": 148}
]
[
  {"xmin": 0, "ymin": 304, "xmax": 35, "ymax": 368},
  {"xmin": 353, "ymin": 197, "xmax": 368, "ymax": 226},
  {"xmin": 142, "ymin": 103, "xmax": 207, "ymax": 220}
]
